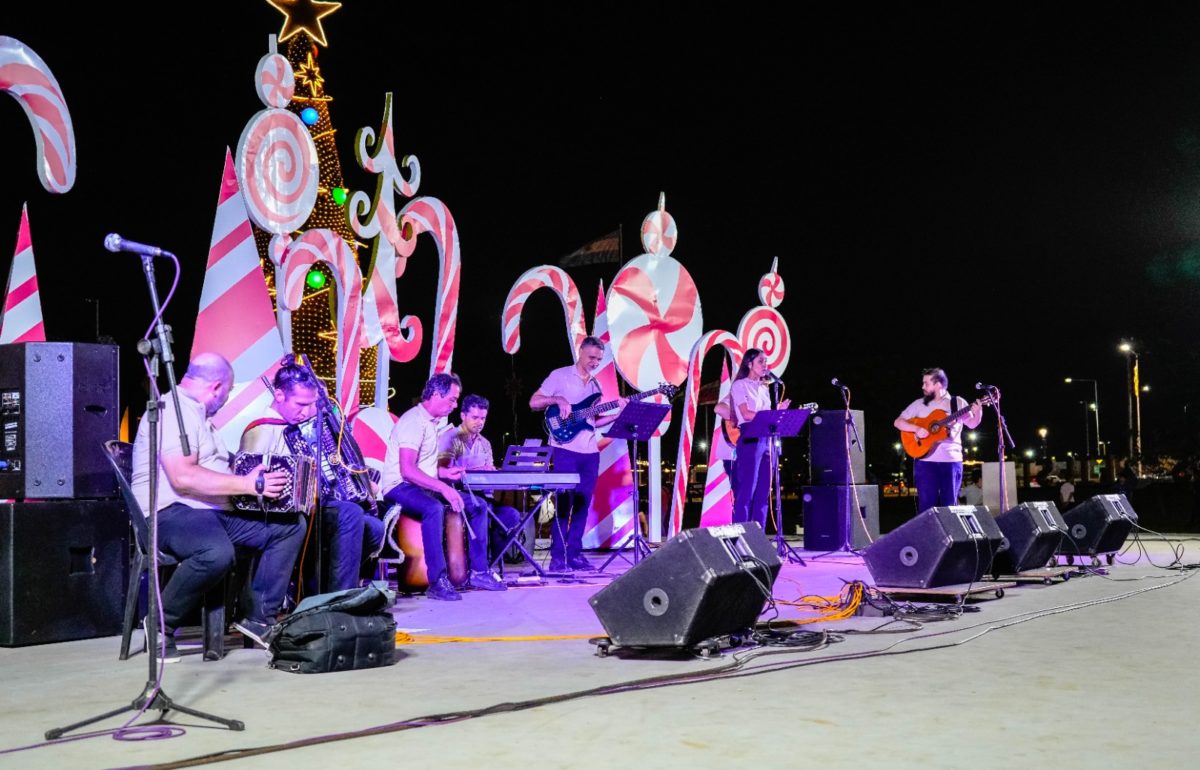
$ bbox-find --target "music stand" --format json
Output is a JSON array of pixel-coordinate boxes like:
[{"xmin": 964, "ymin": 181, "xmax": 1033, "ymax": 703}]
[
  {"xmin": 740, "ymin": 408, "xmax": 811, "ymax": 564},
  {"xmin": 599, "ymin": 400, "xmax": 672, "ymax": 571}
]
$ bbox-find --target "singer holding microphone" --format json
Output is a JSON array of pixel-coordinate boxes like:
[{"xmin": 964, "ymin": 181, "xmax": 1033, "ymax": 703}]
[
  {"xmin": 729, "ymin": 348, "xmax": 789, "ymax": 528},
  {"xmin": 893, "ymin": 367, "xmax": 983, "ymax": 513}
]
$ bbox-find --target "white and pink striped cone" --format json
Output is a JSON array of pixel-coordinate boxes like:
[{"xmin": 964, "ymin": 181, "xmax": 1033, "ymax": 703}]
[
  {"xmin": 192, "ymin": 149, "xmax": 286, "ymax": 448},
  {"xmin": 0, "ymin": 204, "xmax": 45, "ymax": 343},
  {"xmin": 583, "ymin": 279, "xmax": 636, "ymax": 549},
  {"xmin": 351, "ymin": 405, "xmax": 399, "ymax": 477},
  {"xmin": 699, "ymin": 359, "xmax": 736, "ymax": 527}
]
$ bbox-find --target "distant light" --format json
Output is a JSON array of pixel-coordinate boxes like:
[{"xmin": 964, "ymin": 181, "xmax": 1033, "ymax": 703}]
[
  {"xmin": 698, "ymin": 440, "xmax": 708, "ymax": 451},
  {"xmin": 1064, "ymin": 377, "xmax": 1074, "ymax": 383},
  {"xmin": 1024, "ymin": 449, "xmax": 1035, "ymax": 458},
  {"xmin": 967, "ymin": 431, "xmax": 978, "ymax": 443},
  {"xmin": 1038, "ymin": 427, "xmax": 1048, "ymax": 439},
  {"xmin": 1141, "ymin": 385, "xmax": 1151, "ymax": 392},
  {"xmin": 1119, "ymin": 342, "xmax": 1133, "ymax": 353},
  {"xmin": 893, "ymin": 442, "xmax": 902, "ymax": 451}
]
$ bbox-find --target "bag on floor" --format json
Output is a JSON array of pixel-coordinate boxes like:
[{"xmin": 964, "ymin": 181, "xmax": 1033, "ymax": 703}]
[{"xmin": 268, "ymin": 583, "xmax": 398, "ymax": 674}]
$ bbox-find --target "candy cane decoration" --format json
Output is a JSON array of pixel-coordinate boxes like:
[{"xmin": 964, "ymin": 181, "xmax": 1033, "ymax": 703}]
[
  {"xmin": 266, "ymin": 233, "xmax": 295, "ymax": 350},
  {"xmin": 399, "ymin": 197, "xmax": 460, "ymax": 375},
  {"xmin": 279, "ymin": 229, "xmax": 364, "ymax": 414},
  {"xmin": 0, "ymin": 36, "xmax": 76, "ymax": 193},
  {"xmin": 0, "ymin": 204, "xmax": 45, "ymax": 344},
  {"xmin": 502, "ymin": 266, "xmax": 587, "ymax": 358},
  {"xmin": 699, "ymin": 359, "xmax": 736, "ymax": 527},
  {"xmin": 668, "ymin": 330, "xmax": 743, "ymax": 537}
]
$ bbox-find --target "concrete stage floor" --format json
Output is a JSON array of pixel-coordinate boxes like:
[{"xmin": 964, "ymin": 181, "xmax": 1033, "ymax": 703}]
[{"xmin": 1, "ymin": 533, "xmax": 1198, "ymax": 770}]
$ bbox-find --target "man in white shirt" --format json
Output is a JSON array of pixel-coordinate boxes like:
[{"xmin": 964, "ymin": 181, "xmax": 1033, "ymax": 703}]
[{"xmin": 894, "ymin": 367, "xmax": 983, "ymax": 514}]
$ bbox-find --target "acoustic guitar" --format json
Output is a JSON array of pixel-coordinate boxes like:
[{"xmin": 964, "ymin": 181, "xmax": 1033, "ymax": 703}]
[
  {"xmin": 899, "ymin": 394, "xmax": 994, "ymax": 459},
  {"xmin": 544, "ymin": 382, "xmax": 677, "ymax": 444}
]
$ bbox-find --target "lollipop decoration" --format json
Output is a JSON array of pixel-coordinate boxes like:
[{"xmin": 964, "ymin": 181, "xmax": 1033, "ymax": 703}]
[
  {"xmin": 255, "ymin": 52, "xmax": 295, "ymax": 108},
  {"xmin": 0, "ymin": 36, "xmax": 76, "ymax": 194},
  {"xmin": 758, "ymin": 257, "xmax": 785, "ymax": 307},
  {"xmin": 236, "ymin": 108, "xmax": 319, "ymax": 234}
]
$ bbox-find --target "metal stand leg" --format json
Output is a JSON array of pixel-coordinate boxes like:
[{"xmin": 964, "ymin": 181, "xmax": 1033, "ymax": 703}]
[
  {"xmin": 599, "ymin": 437, "xmax": 651, "ymax": 571},
  {"xmin": 489, "ymin": 499, "xmax": 547, "ymax": 577},
  {"xmin": 769, "ymin": 430, "xmax": 805, "ymax": 565}
]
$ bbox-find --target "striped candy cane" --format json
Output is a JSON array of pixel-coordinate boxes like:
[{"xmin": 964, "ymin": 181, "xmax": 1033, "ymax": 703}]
[
  {"xmin": 501, "ymin": 266, "xmax": 587, "ymax": 358},
  {"xmin": 0, "ymin": 36, "xmax": 76, "ymax": 193},
  {"xmin": 399, "ymin": 197, "xmax": 460, "ymax": 375}
]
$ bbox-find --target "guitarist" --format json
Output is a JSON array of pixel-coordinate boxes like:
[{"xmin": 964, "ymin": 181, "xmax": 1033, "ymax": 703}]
[
  {"xmin": 893, "ymin": 367, "xmax": 983, "ymax": 513},
  {"xmin": 529, "ymin": 336, "xmax": 626, "ymax": 573}
]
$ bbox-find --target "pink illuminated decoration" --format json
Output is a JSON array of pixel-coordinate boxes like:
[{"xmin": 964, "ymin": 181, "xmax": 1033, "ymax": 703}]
[
  {"xmin": 738, "ymin": 257, "xmax": 791, "ymax": 373},
  {"xmin": 398, "ymin": 198, "xmax": 460, "ymax": 375},
  {"xmin": 668, "ymin": 331, "xmax": 742, "ymax": 536},
  {"xmin": 699, "ymin": 359, "xmax": 736, "ymax": 527},
  {"xmin": 606, "ymin": 194, "xmax": 703, "ymax": 395},
  {"xmin": 352, "ymin": 405, "xmax": 399, "ymax": 477},
  {"xmin": 353, "ymin": 94, "xmax": 424, "ymax": 400},
  {"xmin": 236, "ymin": 108, "xmax": 319, "ymax": 234},
  {"xmin": 758, "ymin": 258, "xmax": 785, "ymax": 307},
  {"xmin": 0, "ymin": 36, "xmax": 76, "ymax": 194},
  {"xmin": 0, "ymin": 204, "xmax": 46, "ymax": 344},
  {"xmin": 583, "ymin": 280, "xmax": 636, "ymax": 549},
  {"xmin": 502, "ymin": 266, "xmax": 587, "ymax": 358},
  {"xmin": 193, "ymin": 149, "xmax": 287, "ymax": 447},
  {"xmin": 278, "ymin": 229, "xmax": 365, "ymax": 415},
  {"xmin": 255, "ymin": 52, "xmax": 295, "ymax": 108}
]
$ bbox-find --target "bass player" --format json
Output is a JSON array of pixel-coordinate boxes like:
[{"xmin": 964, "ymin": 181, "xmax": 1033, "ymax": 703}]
[{"xmin": 893, "ymin": 367, "xmax": 983, "ymax": 513}]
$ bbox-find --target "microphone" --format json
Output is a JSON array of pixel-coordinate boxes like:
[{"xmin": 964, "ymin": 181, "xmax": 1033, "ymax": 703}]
[
  {"xmin": 831, "ymin": 377, "xmax": 849, "ymax": 390},
  {"xmin": 763, "ymin": 372, "xmax": 781, "ymax": 383},
  {"xmin": 975, "ymin": 382, "xmax": 997, "ymax": 391},
  {"xmin": 104, "ymin": 233, "xmax": 173, "ymax": 258}
]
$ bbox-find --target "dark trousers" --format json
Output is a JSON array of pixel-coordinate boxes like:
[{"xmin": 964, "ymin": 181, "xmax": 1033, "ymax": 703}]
[
  {"xmin": 549, "ymin": 448, "xmax": 599, "ymax": 561},
  {"xmin": 311, "ymin": 500, "xmax": 386, "ymax": 592},
  {"xmin": 914, "ymin": 459, "xmax": 963, "ymax": 513},
  {"xmin": 732, "ymin": 436, "xmax": 770, "ymax": 529},
  {"xmin": 156, "ymin": 503, "xmax": 306, "ymax": 630},
  {"xmin": 383, "ymin": 482, "xmax": 489, "ymax": 584}
]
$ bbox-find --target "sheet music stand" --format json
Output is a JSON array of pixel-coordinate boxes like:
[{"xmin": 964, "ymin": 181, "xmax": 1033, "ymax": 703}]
[
  {"xmin": 599, "ymin": 400, "xmax": 672, "ymax": 571},
  {"xmin": 740, "ymin": 408, "xmax": 811, "ymax": 564}
]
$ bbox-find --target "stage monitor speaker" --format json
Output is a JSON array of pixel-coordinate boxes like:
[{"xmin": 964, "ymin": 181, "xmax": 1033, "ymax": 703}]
[
  {"xmin": 809, "ymin": 409, "xmax": 865, "ymax": 485},
  {"xmin": 1058, "ymin": 494, "xmax": 1138, "ymax": 557},
  {"xmin": 588, "ymin": 522, "xmax": 780, "ymax": 648},
  {"xmin": 0, "ymin": 342, "xmax": 119, "ymax": 499},
  {"xmin": 1, "ymin": 499, "xmax": 129, "ymax": 646},
  {"xmin": 862, "ymin": 505, "xmax": 1004, "ymax": 588},
  {"xmin": 993, "ymin": 501, "xmax": 1068, "ymax": 574},
  {"xmin": 801, "ymin": 484, "xmax": 880, "ymax": 551}
]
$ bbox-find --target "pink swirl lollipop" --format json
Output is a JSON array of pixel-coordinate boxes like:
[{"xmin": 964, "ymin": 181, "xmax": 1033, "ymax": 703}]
[
  {"xmin": 0, "ymin": 36, "xmax": 76, "ymax": 193},
  {"xmin": 640, "ymin": 193, "xmax": 678, "ymax": 257},
  {"xmin": 737, "ymin": 306, "xmax": 791, "ymax": 375},
  {"xmin": 758, "ymin": 257, "xmax": 785, "ymax": 308},
  {"xmin": 236, "ymin": 108, "xmax": 318, "ymax": 234},
  {"xmin": 606, "ymin": 255, "xmax": 703, "ymax": 390},
  {"xmin": 255, "ymin": 52, "xmax": 294, "ymax": 109},
  {"xmin": 502, "ymin": 265, "xmax": 587, "ymax": 357}
]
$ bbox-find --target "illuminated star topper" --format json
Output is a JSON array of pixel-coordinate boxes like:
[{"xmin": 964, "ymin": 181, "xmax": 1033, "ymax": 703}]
[{"xmin": 267, "ymin": 0, "xmax": 342, "ymax": 47}]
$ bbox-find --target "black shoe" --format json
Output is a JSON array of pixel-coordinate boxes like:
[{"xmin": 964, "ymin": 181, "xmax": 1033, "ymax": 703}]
[
  {"xmin": 143, "ymin": 619, "xmax": 181, "ymax": 663},
  {"xmin": 567, "ymin": 555, "xmax": 593, "ymax": 571},
  {"xmin": 548, "ymin": 558, "xmax": 571, "ymax": 573},
  {"xmin": 468, "ymin": 570, "xmax": 507, "ymax": 591},
  {"xmin": 234, "ymin": 618, "xmax": 273, "ymax": 649},
  {"xmin": 426, "ymin": 576, "xmax": 462, "ymax": 601}
]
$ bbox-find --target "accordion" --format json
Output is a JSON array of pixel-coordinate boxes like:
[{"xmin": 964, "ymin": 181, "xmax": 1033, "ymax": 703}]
[{"xmin": 232, "ymin": 452, "xmax": 319, "ymax": 516}]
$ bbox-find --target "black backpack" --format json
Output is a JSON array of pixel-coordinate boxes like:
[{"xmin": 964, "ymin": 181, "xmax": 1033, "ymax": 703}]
[{"xmin": 268, "ymin": 583, "xmax": 398, "ymax": 674}]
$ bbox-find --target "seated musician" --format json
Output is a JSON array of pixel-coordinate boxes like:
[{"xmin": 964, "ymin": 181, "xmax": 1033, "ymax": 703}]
[
  {"xmin": 381, "ymin": 373, "xmax": 506, "ymax": 600},
  {"xmin": 240, "ymin": 355, "xmax": 385, "ymax": 595},
  {"xmin": 131, "ymin": 352, "xmax": 306, "ymax": 657},
  {"xmin": 437, "ymin": 394, "xmax": 522, "ymax": 563}
]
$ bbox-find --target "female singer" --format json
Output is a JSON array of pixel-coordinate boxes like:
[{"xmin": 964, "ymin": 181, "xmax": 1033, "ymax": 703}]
[{"xmin": 729, "ymin": 348, "xmax": 789, "ymax": 528}]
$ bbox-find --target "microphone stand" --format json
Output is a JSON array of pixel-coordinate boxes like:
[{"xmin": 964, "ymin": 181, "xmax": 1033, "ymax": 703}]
[
  {"xmin": 47, "ymin": 254, "xmax": 243, "ymax": 739},
  {"xmin": 987, "ymin": 386, "xmax": 1015, "ymax": 512},
  {"xmin": 837, "ymin": 385, "xmax": 865, "ymax": 551}
]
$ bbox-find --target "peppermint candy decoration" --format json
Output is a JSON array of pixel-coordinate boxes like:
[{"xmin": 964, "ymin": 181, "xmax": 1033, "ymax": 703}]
[
  {"xmin": 255, "ymin": 53, "xmax": 294, "ymax": 108},
  {"xmin": 236, "ymin": 108, "xmax": 318, "ymax": 234},
  {"xmin": 640, "ymin": 193, "xmax": 678, "ymax": 257},
  {"xmin": 737, "ymin": 306, "xmax": 790, "ymax": 375},
  {"xmin": 758, "ymin": 259, "xmax": 785, "ymax": 308}
]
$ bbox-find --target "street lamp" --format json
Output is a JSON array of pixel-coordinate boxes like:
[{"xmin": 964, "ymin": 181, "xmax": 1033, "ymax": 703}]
[
  {"xmin": 1118, "ymin": 343, "xmax": 1142, "ymax": 475},
  {"xmin": 1037, "ymin": 427, "xmax": 1048, "ymax": 461},
  {"xmin": 1064, "ymin": 377, "xmax": 1102, "ymax": 460}
]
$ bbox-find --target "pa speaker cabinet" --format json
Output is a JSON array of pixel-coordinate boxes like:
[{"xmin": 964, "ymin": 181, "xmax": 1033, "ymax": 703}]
[
  {"xmin": 862, "ymin": 505, "xmax": 1004, "ymax": 588},
  {"xmin": 0, "ymin": 499, "xmax": 129, "ymax": 646},
  {"xmin": 802, "ymin": 485, "xmax": 880, "ymax": 551},
  {"xmin": 994, "ymin": 501, "xmax": 1067, "ymax": 574},
  {"xmin": 1059, "ymin": 494, "xmax": 1137, "ymax": 557},
  {"xmin": 0, "ymin": 342, "xmax": 119, "ymax": 499},
  {"xmin": 809, "ymin": 409, "xmax": 865, "ymax": 485},
  {"xmin": 588, "ymin": 522, "xmax": 781, "ymax": 648}
]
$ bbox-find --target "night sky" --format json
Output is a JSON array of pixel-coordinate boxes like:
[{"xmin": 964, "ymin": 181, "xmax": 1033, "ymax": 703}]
[{"xmin": 2, "ymin": 2, "xmax": 1199, "ymax": 477}]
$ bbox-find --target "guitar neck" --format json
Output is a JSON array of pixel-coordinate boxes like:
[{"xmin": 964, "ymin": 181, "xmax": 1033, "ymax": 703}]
[{"xmin": 575, "ymin": 388, "xmax": 659, "ymax": 420}]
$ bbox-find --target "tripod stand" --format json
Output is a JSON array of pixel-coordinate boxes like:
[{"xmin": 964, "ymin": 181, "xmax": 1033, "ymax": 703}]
[
  {"xmin": 599, "ymin": 399, "xmax": 672, "ymax": 571},
  {"xmin": 46, "ymin": 250, "xmax": 243, "ymax": 740},
  {"xmin": 739, "ymin": 408, "xmax": 811, "ymax": 565}
]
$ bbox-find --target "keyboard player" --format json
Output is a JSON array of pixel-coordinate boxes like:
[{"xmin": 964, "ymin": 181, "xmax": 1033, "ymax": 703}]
[{"xmin": 437, "ymin": 394, "xmax": 522, "ymax": 562}]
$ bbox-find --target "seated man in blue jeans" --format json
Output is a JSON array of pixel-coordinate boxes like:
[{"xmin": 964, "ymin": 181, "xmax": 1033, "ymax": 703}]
[
  {"xmin": 131, "ymin": 352, "xmax": 306, "ymax": 658},
  {"xmin": 381, "ymin": 373, "xmax": 505, "ymax": 601}
]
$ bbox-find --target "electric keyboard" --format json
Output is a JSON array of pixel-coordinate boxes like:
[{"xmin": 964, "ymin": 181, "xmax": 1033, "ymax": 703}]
[{"xmin": 460, "ymin": 471, "xmax": 580, "ymax": 491}]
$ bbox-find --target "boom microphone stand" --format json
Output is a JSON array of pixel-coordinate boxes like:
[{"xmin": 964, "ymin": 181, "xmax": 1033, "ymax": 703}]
[{"xmin": 46, "ymin": 246, "xmax": 243, "ymax": 740}]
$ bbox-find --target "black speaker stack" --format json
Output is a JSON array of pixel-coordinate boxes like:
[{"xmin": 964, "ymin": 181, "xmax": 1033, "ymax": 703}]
[
  {"xmin": 0, "ymin": 342, "xmax": 127, "ymax": 647},
  {"xmin": 862, "ymin": 505, "xmax": 1004, "ymax": 588},
  {"xmin": 993, "ymin": 500, "xmax": 1068, "ymax": 575},
  {"xmin": 589, "ymin": 522, "xmax": 780, "ymax": 649},
  {"xmin": 803, "ymin": 408, "xmax": 879, "ymax": 551},
  {"xmin": 1058, "ymin": 494, "xmax": 1138, "ymax": 559}
]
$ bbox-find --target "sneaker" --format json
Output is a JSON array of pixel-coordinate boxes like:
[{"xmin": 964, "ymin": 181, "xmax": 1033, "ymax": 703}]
[
  {"xmin": 567, "ymin": 555, "xmax": 593, "ymax": 571},
  {"xmin": 234, "ymin": 618, "xmax": 273, "ymax": 650},
  {"xmin": 548, "ymin": 558, "xmax": 570, "ymax": 573},
  {"xmin": 142, "ymin": 619, "xmax": 181, "ymax": 663},
  {"xmin": 426, "ymin": 575, "xmax": 462, "ymax": 601},
  {"xmin": 467, "ymin": 570, "xmax": 507, "ymax": 591}
]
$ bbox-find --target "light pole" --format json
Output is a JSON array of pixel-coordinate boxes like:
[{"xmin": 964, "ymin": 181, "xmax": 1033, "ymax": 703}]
[
  {"xmin": 1037, "ymin": 427, "xmax": 1048, "ymax": 462},
  {"xmin": 1064, "ymin": 377, "xmax": 1102, "ymax": 459},
  {"xmin": 1118, "ymin": 343, "xmax": 1142, "ymax": 475}
]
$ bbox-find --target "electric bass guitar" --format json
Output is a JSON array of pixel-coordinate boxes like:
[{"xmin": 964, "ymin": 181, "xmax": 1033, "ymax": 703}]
[
  {"xmin": 544, "ymin": 383, "xmax": 677, "ymax": 444},
  {"xmin": 899, "ymin": 394, "xmax": 995, "ymax": 459},
  {"xmin": 722, "ymin": 402, "xmax": 818, "ymax": 446}
]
